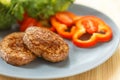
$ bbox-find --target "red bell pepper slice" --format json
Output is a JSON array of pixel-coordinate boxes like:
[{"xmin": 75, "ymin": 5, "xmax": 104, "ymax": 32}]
[
  {"xmin": 50, "ymin": 16, "xmax": 76, "ymax": 39},
  {"xmin": 55, "ymin": 11, "xmax": 77, "ymax": 27},
  {"xmin": 20, "ymin": 17, "xmax": 38, "ymax": 32},
  {"xmin": 17, "ymin": 12, "xmax": 29, "ymax": 25},
  {"xmin": 78, "ymin": 16, "xmax": 99, "ymax": 34},
  {"xmin": 72, "ymin": 16, "xmax": 113, "ymax": 48}
]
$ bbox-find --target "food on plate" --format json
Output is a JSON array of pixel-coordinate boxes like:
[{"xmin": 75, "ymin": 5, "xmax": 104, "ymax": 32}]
[
  {"xmin": 0, "ymin": 27, "xmax": 69, "ymax": 66},
  {"xmin": 72, "ymin": 16, "xmax": 113, "ymax": 48},
  {"xmin": 0, "ymin": 0, "xmax": 74, "ymax": 30},
  {"xmin": 50, "ymin": 16, "xmax": 76, "ymax": 39},
  {"xmin": 18, "ymin": 11, "xmax": 113, "ymax": 48},
  {"xmin": 19, "ymin": 16, "xmax": 42, "ymax": 32},
  {"xmin": 50, "ymin": 12, "xmax": 113, "ymax": 48},
  {"xmin": 50, "ymin": 11, "xmax": 81, "ymax": 39},
  {"xmin": 55, "ymin": 11, "xmax": 77, "ymax": 26},
  {"xmin": 0, "ymin": 0, "xmax": 113, "ymax": 67},
  {"xmin": 0, "ymin": 32, "xmax": 36, "ymax": 66},
  {"xmin": 0, "ymin": 0, "xmax": 113, "ymax": 48},
  {"xmin": 23, "ymin": 27, "xmax": 69, "ymax": 62},
  {"xmin": 19, "ymin": 12, "xmax": 56, "ymax": 32}
]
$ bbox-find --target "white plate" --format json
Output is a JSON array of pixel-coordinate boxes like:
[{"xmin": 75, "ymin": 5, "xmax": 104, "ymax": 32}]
[{"xmin": 0, "ymin": 4, "xmax": 120, "ymax": 79}]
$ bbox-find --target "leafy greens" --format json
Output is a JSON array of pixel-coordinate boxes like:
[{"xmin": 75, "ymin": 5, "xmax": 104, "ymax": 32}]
[{"xmin": 0, "ymin": 0, "xmax": 74, "ymax": 30}]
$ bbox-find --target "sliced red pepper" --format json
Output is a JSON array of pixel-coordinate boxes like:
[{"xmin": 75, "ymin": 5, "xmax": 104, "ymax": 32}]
[
  {"xmin": 73, "ymin": 31, "xmax": 97, "ymax": 48},
  {"xmin": 36, "ymin": 22, "xmax": 42, "ymax": 27},
  {"xmin": 72, "ymin": 16, "xmax": 112, "ymax": 48},
  {"xmin": 51, "ymin": 16, "xmax": 76, "ymax": 39},
  {"xmin": 20, "ymin": 17, "xmax": 38, "ymax": 32},
  {"xmin": 49, "ymin": 26, "xmax": 56, "ymax": 32},
  {"xmin": 17, "ymin": 12, "xmax": 29, "ymax": 25},
  {"xmin": 55, "ymin": 11, "xmax": 77, "ymax": 27},
  {"xmin": 79, "ymin": 16, "xmax": 99, "ymax": 34},
  {"xmin": 96, "ymin": 24, "xmax": 112, "ymax": 42}
]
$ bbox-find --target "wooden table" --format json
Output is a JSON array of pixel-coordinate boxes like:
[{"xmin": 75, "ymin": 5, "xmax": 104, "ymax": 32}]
[{"xmin": 0, "ymin": 0, "xmax": 120, "ymax": 80}]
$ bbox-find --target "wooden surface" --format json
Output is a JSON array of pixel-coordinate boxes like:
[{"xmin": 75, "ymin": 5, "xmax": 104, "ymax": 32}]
[{"xmin": 0, "ymin": 0, "xmax": 120, "ymax": 80}]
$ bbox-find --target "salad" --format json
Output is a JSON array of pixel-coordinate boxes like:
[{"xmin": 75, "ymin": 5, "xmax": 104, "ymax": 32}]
[{"xmin": 0, "ymin": 0, "xmax": 74, "ymax": 30}]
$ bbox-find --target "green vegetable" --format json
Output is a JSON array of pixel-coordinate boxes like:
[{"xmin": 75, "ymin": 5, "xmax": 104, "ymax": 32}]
[
  {"xmin": 0, "ymin": 0, "xmax": 11, "ymax": 6},
  {"xmin": 0, "ymin": 2, "xmax": 16, "ymax": 30},
  {"xmin": 24, "ymin": 0, "xmax": 74, "ymax": 19},
  {"xmin": 0, "ymin": 0, "xmax": 74, "ymax": 30}
]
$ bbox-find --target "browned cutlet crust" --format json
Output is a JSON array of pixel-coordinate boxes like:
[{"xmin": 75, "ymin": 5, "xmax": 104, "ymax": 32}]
[
  {"xmin": 0, "ymin": 32, "xmax": 36, "ymax": 66},
  {"xmin": 23, "ymin": 27, "xmax": 69, "ymax": 62}
]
